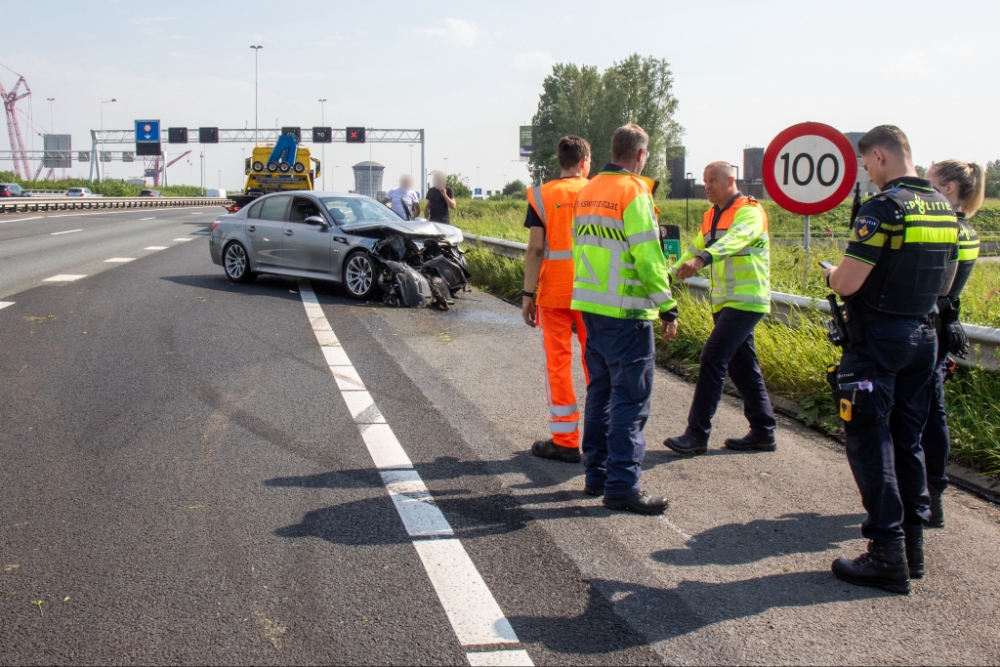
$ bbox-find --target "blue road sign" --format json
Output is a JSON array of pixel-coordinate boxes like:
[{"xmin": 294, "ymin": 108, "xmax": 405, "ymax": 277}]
[{"xmin": 135, "ymin": 120, "xmax": 160, "ymax": 143}]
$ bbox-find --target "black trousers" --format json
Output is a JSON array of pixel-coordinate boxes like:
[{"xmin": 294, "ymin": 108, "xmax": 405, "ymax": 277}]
[
  {"xmin": 686, "ymin": 307, "xmax": 776, "ymax": 440},
  {"xmin": 921, "ymin": 341, "xmax": 951, "ymax": 493},
  {"xmin": 838, "ymin": 320, "xmax": 937, "ymax": 542}
]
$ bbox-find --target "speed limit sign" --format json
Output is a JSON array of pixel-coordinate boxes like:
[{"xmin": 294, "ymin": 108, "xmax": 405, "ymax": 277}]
[{"xmin": 762, "ymin": 122, "xmax": 858, "ymax": 216}]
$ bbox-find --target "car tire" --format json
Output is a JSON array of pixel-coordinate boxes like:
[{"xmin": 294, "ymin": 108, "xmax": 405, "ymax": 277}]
[
  {"xmin": 343, "ymin": 250, "xmax": 378, "ymax": 301},
  {"xmin": 267, "ymin": 161, "xmax": 279, "ymax": 172},
  {"xmin": 278, "ymin": 162, "xmax": 291, "ymax": 173},
  {"xmin": 293, "ymin": 162, "xmax": 305, "ymax": 173},
  {"xmin": 223, "ymin": 241, "xmax": 256, "ymax": 283},
  {"xmin": 252, "ymin": 161, "xmax": 265, "ymax": 172}
]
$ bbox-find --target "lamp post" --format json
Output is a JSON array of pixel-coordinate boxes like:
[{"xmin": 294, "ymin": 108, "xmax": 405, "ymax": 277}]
[
  {"xmin": 46, "ymin": 98, "xmax": 55, "ymax": 133},
  {"xmin": 100, "ymin": 98, "xmax": 116, "ymax": 131},
  {"xmin": 476, "ymin": 166, "xmax": 480, "ymax": 190},
  {"xmin": 685, "ymin": 171, "xmax": 693, "ymax": 232},
  {"xmin": 408, "ymin": 144, "xmax": 414, "ymax": 178},
  {"xmin": 443, "ymin": 158, "xmax": 448, "ymax": 179},
  {"xmin": 250, "ymin": 45, "xmax": 263, "ymax": 145},
  {"xmin": 318, "ymin": 98, "xmax": 327, "ymax": 190}
]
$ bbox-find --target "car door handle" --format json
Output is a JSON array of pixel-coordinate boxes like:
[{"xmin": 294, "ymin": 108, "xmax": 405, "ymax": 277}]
[
  {"xmin": 285, "ymin": 229, "xmax": 294, "ymax": 236},
  {"xmin": 247, "ymin": 225, "xmax": 256, "ymax": 232}
]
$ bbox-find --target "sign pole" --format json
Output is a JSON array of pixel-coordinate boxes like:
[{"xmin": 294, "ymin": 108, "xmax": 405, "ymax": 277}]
[{"xmin": 803, "ymin": 214, "xmax": 811, "ymax": 251}]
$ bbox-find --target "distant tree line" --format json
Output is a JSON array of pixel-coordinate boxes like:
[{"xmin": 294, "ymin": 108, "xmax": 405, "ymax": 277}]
[
  {"xmin": 528, "ymin": 54, "xmax": 682, "ymax": 195},
  {"xmin": 987, "ymin": 160, "xmax": 1000, "ymax": 200}
]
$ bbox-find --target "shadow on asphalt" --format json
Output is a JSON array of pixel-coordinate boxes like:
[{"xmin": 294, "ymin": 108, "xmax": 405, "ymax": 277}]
[
  {"xmin": 161, "ymin": 274, "xmax": 315, "ymax": 302},
  {"xmin": 652, "ymin": 513, "xmax": 865, "ymax": 566},
  {"xmin": 508, "ymin": 572, "xmax": 881, "ymax": 653}
]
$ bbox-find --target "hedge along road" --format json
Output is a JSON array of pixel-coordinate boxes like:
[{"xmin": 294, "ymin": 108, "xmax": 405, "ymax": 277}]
[{"xmin": 1, "ymin": 231, "xmax": 999, "ymax": 664}]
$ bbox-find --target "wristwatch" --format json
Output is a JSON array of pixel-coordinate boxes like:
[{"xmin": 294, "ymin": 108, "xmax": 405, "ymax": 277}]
[{"xmin": 522, "ymin": 290, "xmax": 534, "ymax": 299}]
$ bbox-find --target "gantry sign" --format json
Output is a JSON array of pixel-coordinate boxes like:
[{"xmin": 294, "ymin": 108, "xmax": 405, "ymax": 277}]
[{"xmin": 88, "ymin": 127, "xmax": 427, "ymax": 191}]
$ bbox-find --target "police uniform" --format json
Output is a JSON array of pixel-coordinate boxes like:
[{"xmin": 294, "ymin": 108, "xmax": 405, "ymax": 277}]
[
  {"xmin": 836, "ymin": 177, "xmax": 958, "ymax": 547},
  {"xmin": 921, "ymin": 212, "xmax": 979, "ymax": 521}
]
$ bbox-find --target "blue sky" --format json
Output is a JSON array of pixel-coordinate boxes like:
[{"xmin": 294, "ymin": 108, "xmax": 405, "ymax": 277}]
[{"xmin": 3, "ymin": 0, "xmax": 998, "ymax": 192}]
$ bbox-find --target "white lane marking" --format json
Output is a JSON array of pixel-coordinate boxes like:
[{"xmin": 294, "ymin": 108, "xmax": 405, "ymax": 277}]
[
  {"xmin": 467, "ymin": 650, "xmax": 535, "ymax": 666},
  {"xmin": 0, "ymin": 302, "xmax": 14, "ymax": 310},
  {"xmin": 144, "ymin": 246, "xmax": 168, "ymax": 250},
  {"xmin": 139, "ymin": 217, "xmax": 156, "ymax": 221},
  {"xmin": 50, "ymin": 228, "xmax": 83, "ymax": 236},
  {"xmin": 381, "ymin": 469, "xmax": 454, "ymax": 538},
  {"xmin": 190, "ymin": 212, "xmax": 203, "ymax": 214},
  {"xmin": 413, "ymin": 540, "xmax": 520, "ymax": 645},
  {"xmin": 297, "ymin": 281, "xmax": 530, "ymax": 662},
  {"xmin": 104, "ymin": 257, "xmax": 136, "ymax": 263},
  {"xmin": 0, "ymin": 215, "xmax": 43, "ymax": 224},
  {"xmin": 173, "ymin": 238, "xmax": 193, "ymax": 242},
  {"xmin": 47, "ymin": 211, "xmax": 127, "ymax": 218},
  {"xmin": 43, "ymin": 274, "xmax": 86, "ymax": 282}
]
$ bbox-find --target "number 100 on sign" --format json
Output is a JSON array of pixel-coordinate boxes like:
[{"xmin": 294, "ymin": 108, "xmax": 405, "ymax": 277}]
[{"xmin": 774, "ymin": 135, "xmax": 844, "ymax": 204}]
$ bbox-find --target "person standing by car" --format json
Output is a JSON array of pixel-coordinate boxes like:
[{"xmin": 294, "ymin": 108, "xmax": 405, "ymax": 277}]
[
  {"xmin": 424, "ymin": 171, "xmax": 456, "ymax": 224},
  {"xmin": 571, "ymin": 124, "xmax": 679, "ymax": 515},
  {"xmin": 522, "ymin": 136, "xmax": 592, "ymax": 463},
  {"xmin": 383, "ymin": 175, "xmax": 421, "ymax": 220},
  {"xmin": 921, "ymin": 159, "xmax": 983, "ymax": 529}
]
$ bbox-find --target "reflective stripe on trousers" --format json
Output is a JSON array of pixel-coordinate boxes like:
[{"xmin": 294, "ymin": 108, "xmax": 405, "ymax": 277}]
[{"xmin": 537, "ymin": 305, "xmax": 588, "ymax": 448}]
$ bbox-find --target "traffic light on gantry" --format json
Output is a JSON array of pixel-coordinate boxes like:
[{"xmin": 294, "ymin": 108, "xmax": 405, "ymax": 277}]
[{"xmin": 346, "ymin": 127, "xmax": 366, "ymax": 144}]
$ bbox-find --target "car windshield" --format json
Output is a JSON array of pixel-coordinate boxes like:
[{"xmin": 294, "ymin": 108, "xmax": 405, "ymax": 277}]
[{"xmin": 320, "ymin": 196, "xmax": 402, "ymax": 225}]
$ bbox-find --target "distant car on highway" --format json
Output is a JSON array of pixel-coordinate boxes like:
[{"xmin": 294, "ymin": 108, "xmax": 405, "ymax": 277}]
[
  {"xmin": 138, "ymin": 189, "xmax": 162, "ymax": 197},
  {"xmin": 209, "ymin": 191, "xmax": 466, "ymax": 301},
  {"xmin": 205, "ymin": 188, "xmax": 226, "ymax": 198},
  {"xmin": 0, "ymin": 183, "xmax": 30, "ymax": 197},
  {"xmin": 66, "ymin": 187, "xmax": 94, "ymax": 197}
]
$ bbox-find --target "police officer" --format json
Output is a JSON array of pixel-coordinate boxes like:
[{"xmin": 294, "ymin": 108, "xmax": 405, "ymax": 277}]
[
  {"xmin": 922, "ymin": 160, "xmax": 984, "ymax": 527},
  {"xmin": 823, "ymin": 125, "xmax": 959, "ymax": 595}
]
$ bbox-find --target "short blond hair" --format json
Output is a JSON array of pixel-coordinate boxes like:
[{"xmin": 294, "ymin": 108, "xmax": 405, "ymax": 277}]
[
  {"xmin": 611, "ymin": 124, "xmax": 649, "ymax": 163},
  {"xmin": 930, "ymin": 160, "xmax": 986, "ymax": 217}
]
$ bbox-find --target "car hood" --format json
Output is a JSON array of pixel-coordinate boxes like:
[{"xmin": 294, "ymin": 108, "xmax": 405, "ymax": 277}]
[{"xmin": 340, "ymin": 219, "xmax": 464, "ymax": 244}]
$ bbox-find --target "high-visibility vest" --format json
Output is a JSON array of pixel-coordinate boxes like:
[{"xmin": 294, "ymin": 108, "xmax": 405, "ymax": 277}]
[
  {"xmin": 527, "ymin": 176, "xmax": 587, "ymax": 308},
  {"xmin": 680, "ymin": 196, "xmax": 771, "ymax": 314},
  {"xmin": 570, "ymin": 170, "xmax": 676, "ymax": 320},
  {"xmin": 946, "ymin": 213, "xmax": 979, "ymax": 303},
  {"xmin": 851, "ymin": 183, "xmax": 958, "ymax": 317}
]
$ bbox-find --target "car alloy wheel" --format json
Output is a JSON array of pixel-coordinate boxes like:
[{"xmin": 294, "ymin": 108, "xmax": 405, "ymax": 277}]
[
  {"xmin": 224, "ymin": 242, "xmax": 255, "ymax": 283},
  {"xmin": 278, "ymin": 162, "xmax": 291, "ymax": 173},
  {"xmin": 267, "ymin": 161, "xmax": 279, "ymax": 172},
  {"xmin": 344, "ymin": 252, "xmax": 375, "ymax": 299},
  {"xmin": 252, "ymin": 161, "xmax": 265, "ymax": 172},
  {"xmin": 293, "ymin": 162, "xmax": 305, "ymax": 173}
]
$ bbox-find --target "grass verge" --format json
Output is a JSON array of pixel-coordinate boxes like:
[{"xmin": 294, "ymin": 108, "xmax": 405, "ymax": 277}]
[{"xmin": 460, "ymin": 235, "xmax": 1000, "ymax": 478}]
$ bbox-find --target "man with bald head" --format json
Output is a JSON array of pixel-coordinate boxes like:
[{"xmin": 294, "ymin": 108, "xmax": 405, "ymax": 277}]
[{"xmin": 664, "ymin": 161, "xmax": 776, "ymax": 456}]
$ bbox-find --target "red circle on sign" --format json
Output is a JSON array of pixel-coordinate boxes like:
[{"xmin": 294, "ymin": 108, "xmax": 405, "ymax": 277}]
[
  {"xmin": 143, "ymin": 124, "xmax": 152, "ymax": 132},
  {"xmin": 762, "ymin": 122, "xmax": 858, "ymax": 216}
]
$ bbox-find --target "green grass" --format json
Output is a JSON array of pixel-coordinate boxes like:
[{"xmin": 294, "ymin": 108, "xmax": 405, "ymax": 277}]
[
  {"xmin": 0, "ymin": 171, "xmax": 206, "ymax": 198},
  {"xmin": 455, "ymin": 199, "xmax": 1000, "ymax": 477}
]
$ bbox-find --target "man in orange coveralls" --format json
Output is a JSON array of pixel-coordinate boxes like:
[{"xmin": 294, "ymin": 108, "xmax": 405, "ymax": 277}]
[{"xmin": 522, "ymin": 135, "xmax": 592, "ymax": 462}]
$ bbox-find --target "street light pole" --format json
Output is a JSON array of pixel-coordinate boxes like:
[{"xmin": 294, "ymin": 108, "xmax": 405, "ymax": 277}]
[
  {"xmin": 250, "ymin": 46, "xmax": 263, "ymax": 146},
  {"xmin": 100, "ymin": 98, "xmax": 116, "ymax": 131},
  {"xmin": 685, "ymin": 171, "xmax": 693, "ymax": 232},
  {"xmin": 318, "ymin": 98, "xmax": 327, "ymax": 190},
  {"xmin": 46, "ymin": 98, "xmax": 55, "ymax": 133}
]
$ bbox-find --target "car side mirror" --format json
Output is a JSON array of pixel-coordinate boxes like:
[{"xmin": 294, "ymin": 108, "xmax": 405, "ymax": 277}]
[{"xmin": 304, "ymin": 215, "xmax": 328, "ymax": 227}]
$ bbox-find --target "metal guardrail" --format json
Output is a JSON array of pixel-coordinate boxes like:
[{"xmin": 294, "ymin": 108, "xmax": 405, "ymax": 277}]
[
  {"xmin": 465, "ymin": 233, "xmax": 1000, "ymax": 371},
  {"xmin": 0, "ymin": 196, "xmax": 232, "ymax": 214}
]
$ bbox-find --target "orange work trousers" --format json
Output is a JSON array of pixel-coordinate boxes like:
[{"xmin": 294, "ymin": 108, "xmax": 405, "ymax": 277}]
[{"xmin": 537, "ymin": 306, "xmax": 588, "ymax": 449}]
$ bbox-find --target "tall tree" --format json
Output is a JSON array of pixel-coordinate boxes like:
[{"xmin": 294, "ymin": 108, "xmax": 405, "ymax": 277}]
[
  {"xmin": 986, "ymin": 160, "xmax": 1000, "ymax": 200},
  {"xmin": 529, "ymin": 54, "xmax": 682, "ymax": 195}
]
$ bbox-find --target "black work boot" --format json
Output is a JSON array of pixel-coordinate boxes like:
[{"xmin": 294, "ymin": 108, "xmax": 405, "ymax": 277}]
[
  {"xmin": 583, "ymin": 484, "xmax": 604, "ymax": 497},
  {"xmin": 925, "ymin": 488, "xmax": 945, "ymax": 528},
  {"xmin": 603, "ymin": 491, "xmax": 669, "ymax": 515},
  {"xmin": 831, "ymin": 539, "xmax": 910, "ymax": 595},
  {"xmin": 664, "ymin": 433, "xmax": 708, "ymax": 456},
  {"xmin": 531, "ymin": 439, "xmax": 581, "ymax": 463},
  {"xmin": 903, "ymin": 523, "xmax": 925, "ymax": 579},
  {"xmin": 724, "ymin": 431, "xmax": 777, "ymax": 452}
]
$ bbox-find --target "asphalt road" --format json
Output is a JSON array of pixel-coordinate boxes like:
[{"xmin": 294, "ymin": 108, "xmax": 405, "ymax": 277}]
[{"xmin": 0, "ymin": 210, "xmax": 998, "ymax": 665}]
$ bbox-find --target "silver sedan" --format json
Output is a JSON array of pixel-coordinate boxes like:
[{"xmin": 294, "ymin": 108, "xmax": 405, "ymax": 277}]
[{"xmin": 208, "ymin": 191, "xmax": 464, "ymax": 299}]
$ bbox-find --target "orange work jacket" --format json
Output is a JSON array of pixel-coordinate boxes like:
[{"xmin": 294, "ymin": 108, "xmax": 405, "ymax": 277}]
[{"xmin": 527, "ymin": 176, "xmax": 588, "ymax": 308}]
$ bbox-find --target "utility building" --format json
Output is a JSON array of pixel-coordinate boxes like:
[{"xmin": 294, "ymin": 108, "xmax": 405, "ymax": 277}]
[
  {"xmin": 667, "ymin": 145, "xmax": 687, "ymax": 199},
  {"xmin": 352, "ymin": 161, "xmax": 385, "ymax": 199}
]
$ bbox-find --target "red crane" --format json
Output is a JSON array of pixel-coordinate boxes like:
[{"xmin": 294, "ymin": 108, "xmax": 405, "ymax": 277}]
[
  {"xmin": 144, "ymin": 150, "xmax": 191, "ymax": 186},
  {"xmin": 0, "ymin": 64, "xmax": 31, "ymax": 179}
]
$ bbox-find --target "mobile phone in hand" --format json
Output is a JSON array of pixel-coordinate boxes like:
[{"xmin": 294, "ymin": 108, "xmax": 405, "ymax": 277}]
[{"xmin": 819, "ymin": 261, "xmax": 835, "ymax": 270}]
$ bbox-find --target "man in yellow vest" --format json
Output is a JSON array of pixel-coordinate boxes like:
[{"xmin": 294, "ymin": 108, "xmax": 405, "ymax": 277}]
[
  {"xmin": 522, "ymin": 136, "xmax": 592, "ymax": 462},
  {"xmin": 571, "ymin": 124, "xmax": 679, "ymax": 515},
  {"xmin": 664, "ymin": 161, "xmax": 776, "ymax": 456}
]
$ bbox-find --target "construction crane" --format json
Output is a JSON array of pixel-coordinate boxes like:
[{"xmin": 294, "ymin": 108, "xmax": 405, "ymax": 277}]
[
  {"xmin": 144, "ymin": 150, "xmax": 191, "ymax": 186},
  {"xmin": 0, "ymin": 64, "xmax": 31, "ymax": 179}
]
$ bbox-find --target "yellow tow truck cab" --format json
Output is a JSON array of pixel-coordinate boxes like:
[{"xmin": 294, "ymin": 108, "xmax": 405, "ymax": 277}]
[{"xmin": 231, "ymin": 134, "xmax": 321, "ymax": 209}]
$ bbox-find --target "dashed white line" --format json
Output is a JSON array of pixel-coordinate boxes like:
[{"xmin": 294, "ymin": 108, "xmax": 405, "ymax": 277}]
[
  {"xmin": 0, "ymin": 216, "xmax": 43, "ymax": 224},
  {"xmin": 139, "ymin": 217, "xmax": 156, "ymax": 221},
  {"xmin": 43, "ymin": 274, "xmax": 86, "ymax": 282},
  {"xmin": 104, "ymin": 257, "xmax": 135, "ymax": 263},
  {"xmin": 50, "ymin": 228, "xmax": 83, "ymax": 236},
  {"xmin": 173, "ymin": 238, "xmax": 193, "ymax": 242},
  {"xmin": 297, "ymin": 281, "xmax": 531, "ymax": 665},
  {"xmin": 144, "ymin": 246, "xmax": 168, "ymax": 250},
  {"xmin": 0, "ymin": 301, "xmax": 14, "ymax": 310}
]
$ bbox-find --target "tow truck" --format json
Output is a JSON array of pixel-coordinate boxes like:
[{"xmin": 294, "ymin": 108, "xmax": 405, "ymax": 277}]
[{"xmin": 228, "ymin": 133, "xmax": 321, "ymax": 211}]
